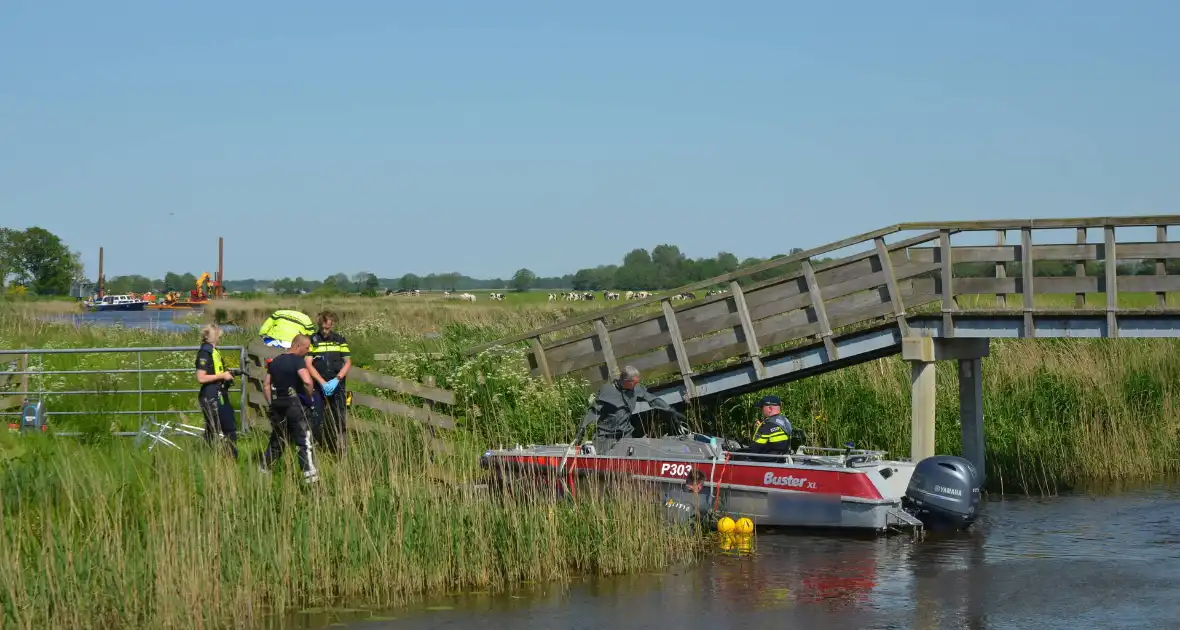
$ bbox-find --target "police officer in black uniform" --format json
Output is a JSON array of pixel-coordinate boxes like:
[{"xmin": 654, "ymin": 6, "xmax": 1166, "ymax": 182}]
[
  {"xmin": 260, "ymin": 334, "xmax": 319, "ymax": 483},
  {"xmin": 194, "ymin": 324, "xmax": 238, "ymax": 458},
  {"xmin": 307, "ymin": 311, "xmax": 351, "ymax": 455}
]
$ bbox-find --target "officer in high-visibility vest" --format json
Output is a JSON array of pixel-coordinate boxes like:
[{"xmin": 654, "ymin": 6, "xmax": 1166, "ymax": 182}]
[
  {"xmin": 741, "ymin": 395, "xmax": 792, "ymax": 456},
  {"xmin": 194, "ymin": 324, "xmax": 238, "ymax": 458},
  {"xmin": 306, "ymin": 310, "xmax": 352, "ymax": 455},
  {"xmin": 258, "ymin": 309, "xmax": 315, "ymax": 348}
]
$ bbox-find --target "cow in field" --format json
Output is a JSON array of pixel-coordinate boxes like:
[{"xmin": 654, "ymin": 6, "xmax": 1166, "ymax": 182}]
[{"xmin": 489, "ymin": 293, "xmax": 505, "ymax": 301}]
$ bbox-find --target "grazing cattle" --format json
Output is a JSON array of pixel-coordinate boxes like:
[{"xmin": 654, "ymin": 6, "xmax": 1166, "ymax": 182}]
[
  {"xmin": 705, "ymin": 289, "xmax": 727, "ymax": 297},
  {"xmin": 489, "ymin": 293, "xmax": 505, "ymax": 301},
  {"xmin": 548, "ymin": 293, "xmax": 556, "ymax": 302},
  {"xmin": 603, "ymin": 291, "xmax": 620, "ymax": 300},
  {"xmin": 459, "ymin": 292, "xmax": 476, "ymax": 302},
  {"xmin": 628, "ymin": 291, "xmax": 651, "ymax": 300}
]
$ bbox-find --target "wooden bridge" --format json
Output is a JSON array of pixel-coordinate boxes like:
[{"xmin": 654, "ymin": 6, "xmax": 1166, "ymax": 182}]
[{"xmin": 464, "ymin": 214, "xmax": 1180, "ymax": 480}]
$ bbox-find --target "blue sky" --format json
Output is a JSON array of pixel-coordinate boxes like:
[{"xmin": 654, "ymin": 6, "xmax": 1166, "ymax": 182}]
[{"xmin": 2, "ymin": 1, "xmax": 1178, "ymax": 281}]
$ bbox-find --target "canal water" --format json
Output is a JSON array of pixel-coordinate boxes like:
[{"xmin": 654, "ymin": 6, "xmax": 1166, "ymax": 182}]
[
  {"xmin": 280, "ymin": 485, "xmax": 1180, "ymax": 630},
  {"xmin": 41, "ymin": 308, "xmax": 234, "ymax": 333}
]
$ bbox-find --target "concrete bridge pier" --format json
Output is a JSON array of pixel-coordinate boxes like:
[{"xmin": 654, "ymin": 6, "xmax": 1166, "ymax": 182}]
[{"xmin": 901, "ymin": 337, "xmax": 990, "ymax": 480}]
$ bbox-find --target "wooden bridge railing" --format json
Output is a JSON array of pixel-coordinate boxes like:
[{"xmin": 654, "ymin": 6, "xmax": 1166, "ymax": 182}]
[
  {"xmin": 243, "ymin": 341, "xmax": 456, "ymax": 430},
  {"xmin": 463, "ymin": 215, "xmax": 1180, "ymax": 394}
]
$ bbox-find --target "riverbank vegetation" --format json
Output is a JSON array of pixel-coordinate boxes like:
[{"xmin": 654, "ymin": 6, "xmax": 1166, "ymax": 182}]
[
  {"xmin": 3, "ymin": 296, "xmax": 1180, "ymax": 627},
  {"xmin": 0, "ymin": 305, "xmax": 696, "ymax": 630}
]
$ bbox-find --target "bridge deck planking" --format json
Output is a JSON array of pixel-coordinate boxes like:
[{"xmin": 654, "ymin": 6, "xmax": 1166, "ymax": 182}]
[{"xmin": 489, "ymin": 216, "xmax": 1180, "ymax": 402}]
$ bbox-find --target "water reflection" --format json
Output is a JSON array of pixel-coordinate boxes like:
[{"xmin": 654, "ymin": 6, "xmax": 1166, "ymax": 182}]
[
  {"xmin": 282, "ymin": 487, "xmax": 1180, "ymax": 629},
  {"xmin": 39, "ymin": 309, "xmax": 239, "ymax": 333}
]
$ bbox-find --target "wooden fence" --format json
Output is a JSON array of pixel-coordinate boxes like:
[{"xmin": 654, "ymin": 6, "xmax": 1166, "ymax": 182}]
[
  {"xmin": 464, "ymin": 215, "xmax": 1180, "ymax": 394},
  {"xmin": 0, "ymin": 355, "xmax": 28, "ymax": 413},
  {"xmin": 242, "ymin": 340, "xmax": 456, "ymax": 430}
]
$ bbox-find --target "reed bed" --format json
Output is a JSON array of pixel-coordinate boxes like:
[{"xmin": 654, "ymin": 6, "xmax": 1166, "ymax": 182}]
[{"xmin": 0, "ymin": 425, "xmax": 695, "ymax": 630}]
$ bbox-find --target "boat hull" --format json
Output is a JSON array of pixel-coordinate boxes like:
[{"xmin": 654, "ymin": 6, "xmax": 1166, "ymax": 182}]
[
  {"xmin": 482, "ymin": 437, "xmax": 922, "ymax": 533},
  {"xmin": 90, "ymin": 302, "xmax": 147, "ymax": 312}
]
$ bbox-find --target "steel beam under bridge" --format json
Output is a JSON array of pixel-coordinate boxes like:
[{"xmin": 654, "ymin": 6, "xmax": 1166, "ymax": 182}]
[{"xmin": 638, "ymin": 312, "xmax": 1180, "ymax": 407}]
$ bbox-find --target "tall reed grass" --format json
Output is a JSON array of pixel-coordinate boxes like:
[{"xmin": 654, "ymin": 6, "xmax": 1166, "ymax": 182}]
[
  {"xmin": 0, "ymin": 423, "xmax": 695, "ymax": 630},
  {"xmin": 0, "ymin": 304, "xmax": 697, "ymax": 629}
]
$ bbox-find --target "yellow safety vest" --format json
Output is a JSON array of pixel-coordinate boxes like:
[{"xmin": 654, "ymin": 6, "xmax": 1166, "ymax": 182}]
[
  {"xmin": 258, "ymin": 310, "xmax": 314, "ymax": 342},
  {"xmin": 752, "ymin": 420, "xmax": 789, "ymax": 445},
  {"xmin": 212, "ymin": 347, "xmax": 225, "ymax": 374}
]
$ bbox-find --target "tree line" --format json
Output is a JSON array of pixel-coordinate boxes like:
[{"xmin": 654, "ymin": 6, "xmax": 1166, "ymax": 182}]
[
  {"xmin": 0, "ymin": 227, "xmax": 84, "ymax": 296},
  {"xmin": 4, "ymin": 226, "xmax": 1179, "ymax": 298}
]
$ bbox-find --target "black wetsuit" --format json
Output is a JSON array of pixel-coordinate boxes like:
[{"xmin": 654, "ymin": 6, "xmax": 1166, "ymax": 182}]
[
  {"xmin": 260, "ymin": 353, "xmax": 318, "ymax": 480},
  {"xmin": 194, "ymin": 342, "xmax": 238, "ymax": 458}
]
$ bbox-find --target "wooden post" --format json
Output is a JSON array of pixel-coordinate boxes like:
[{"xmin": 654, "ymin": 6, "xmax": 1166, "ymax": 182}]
[
  {"xmin": 422, "ymin": 375, "xmax": 436, "ymax": 424},
  {"xmin": 728, "ymin": 281, "xmax": 765, "ymax": 380},
  {"xmin": 1105, "ymin": 225, "xmax": 1118, "ymax": 338},
  {"xmin": 800, "ymin": 259, "xmax": 838, "ymax": 361},
  {"xmin": 593, "ymin": 319, "xmax": 619, "ymax": 381},
  {"xmin": 874, "ymin": 237, "xmax": 910, "ymax": 336},
  {"xmin": 903, "ymin": 337, "xmax": 936, "ymax": 462},
  {"xmin": 994, "ymin": 230, "xmax": 1006, "ymax": 308},
  {"xmin": 912, "ymin": 366, "xmax": 936, "ymax": 461},
  {"xmin": 959, "ymin": 357, "xmax": 986, "ymax": 483},
  {"xmin": 1157, "ymin": 225, "xmax": 1167, "ymax": 308},
  {"xmin": 660, "ymin": 300, "xmax": 696, "ymax": 399},
  {"xmin": 939, "ymin": 230, "xmax": 955, "ymax": 337},
  {"xmin": 1075, "ymin": 228, "xmax": 1087, "ymax": 308},
  {"xmin": 530, "ymin": 337, "xmax": 553, "ymax": 384},
  {"xmin": 1021, "ymin": 227, "xmax": 1034, "ymax": 337}
]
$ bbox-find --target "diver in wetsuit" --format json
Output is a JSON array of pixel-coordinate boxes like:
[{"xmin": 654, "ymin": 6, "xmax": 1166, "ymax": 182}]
[{"xmin": 663, "ymin": 469, "xmax": 717, "ymax": 530}]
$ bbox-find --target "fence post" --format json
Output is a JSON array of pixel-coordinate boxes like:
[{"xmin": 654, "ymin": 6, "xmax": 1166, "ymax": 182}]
[
  {"xmin": 239, "ymin": 346, "xmax": 249, "ymax": 432},
  {"xmin": 18, "ymin": 354, "xmax": 29, "ymax": 399},
  {"xmin": 137, "ymin": 351, "xmax": 144, "ymax": 425}
]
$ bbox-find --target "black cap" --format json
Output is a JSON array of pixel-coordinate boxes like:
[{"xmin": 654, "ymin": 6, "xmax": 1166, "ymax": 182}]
[{"xmin": 756, "ymin": 395, "xmax": 781, "ymax": 407}]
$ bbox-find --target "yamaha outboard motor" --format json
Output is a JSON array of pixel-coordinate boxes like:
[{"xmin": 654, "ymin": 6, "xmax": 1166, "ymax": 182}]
[{"xmin": 903, "ymin": 456, "xmax": 982, "ymax": 531}]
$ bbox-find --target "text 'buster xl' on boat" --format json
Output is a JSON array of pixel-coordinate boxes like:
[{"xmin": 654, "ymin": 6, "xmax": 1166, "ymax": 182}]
[{"xmin": 480, "ymin": 431, "xmax": 983, "ymax": 534}]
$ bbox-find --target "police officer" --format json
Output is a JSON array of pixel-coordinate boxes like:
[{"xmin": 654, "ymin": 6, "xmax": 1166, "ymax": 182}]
[
  {"xmin": 306, "ymin": 310, "xmax": 351, "ymax": 455},
  {"xmin": 576, "ymin": 365, "xmax": 686, "ymax": 454},
  {"xmin": 260, "ymin": 334, "xmax": 319, "ymax": 483},
  {"xmin": 258, "ymin": 309, "xmax": 315, "ymax": 348},
  {"xmin": 194, "ymin": 324, "xmax": 238, "ymax": 458},
  {"xmin": 739, "ymin": 395, "xmax": 793, "ymax": 456}
]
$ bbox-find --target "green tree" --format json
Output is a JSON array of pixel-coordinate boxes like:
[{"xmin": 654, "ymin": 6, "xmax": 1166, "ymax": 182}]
[
  {"xmin": 511, "ymin": 268, "xmax": 536, "ymax": 292},
  {"xmin": 398, "ymin": 273, "xmax": 422, "ymax": 291},
  {"xmin": 362, "ymin": 272, "xmax": 380, "ymax": 295},
  {"xmin": 0, "ymin": 228, "xmax": 15, "ymax": 289},
  {"xmin": 11, "ymin": 227, "xmax": 73, "ymax": 295}
]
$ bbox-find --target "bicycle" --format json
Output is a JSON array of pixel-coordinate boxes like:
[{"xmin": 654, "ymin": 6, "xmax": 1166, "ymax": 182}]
[{"xmin": 134, "ymin": 416, "xmax": 205, "ymax": 451}]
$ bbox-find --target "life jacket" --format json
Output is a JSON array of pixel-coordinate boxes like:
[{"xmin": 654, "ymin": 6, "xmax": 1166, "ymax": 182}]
[{"xmin": 258, "ymin": 310, "xmax": 314, "ymax": 343}]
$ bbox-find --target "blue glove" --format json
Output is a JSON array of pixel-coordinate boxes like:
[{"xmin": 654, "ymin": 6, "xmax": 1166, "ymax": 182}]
[{"xmin": 323, "ymin": 378, "xmax": 339, "ymax": 396}]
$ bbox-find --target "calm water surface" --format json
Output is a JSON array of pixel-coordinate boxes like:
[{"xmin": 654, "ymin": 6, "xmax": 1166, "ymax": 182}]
[
  {"xmin": 41, "ymin": 308, "xmax": 241, "ymax": 333},
  {"xmin": 280, "ymin": 486, "xmax": 1180, "ymax": 630}
]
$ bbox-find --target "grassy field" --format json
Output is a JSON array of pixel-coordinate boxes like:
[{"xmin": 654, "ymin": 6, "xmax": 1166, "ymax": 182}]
[{"xmin": 4, "ymin": 290, "xmax": 1180, "ymax": 627}]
